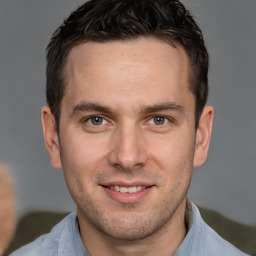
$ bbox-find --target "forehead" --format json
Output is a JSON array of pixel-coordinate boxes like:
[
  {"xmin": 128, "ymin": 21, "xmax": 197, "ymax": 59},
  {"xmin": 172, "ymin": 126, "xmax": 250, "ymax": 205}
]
[
  {"xmin": 62, "ymin": 38, "xmax": 194, "ymax": 113},
  {"xmin": 65, "ymin": 38, "xmax": 189, "ymax": 78}
]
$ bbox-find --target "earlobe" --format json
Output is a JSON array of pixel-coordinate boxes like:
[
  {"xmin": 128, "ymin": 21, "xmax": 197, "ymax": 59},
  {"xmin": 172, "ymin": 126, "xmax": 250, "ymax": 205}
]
[
  {"xmin": 193, "ymin": 106, "xmax": 214, "ymax": 167},
  {"xmin": 41, "ymin": 106, "xmax": 62, "ymax": 169}
]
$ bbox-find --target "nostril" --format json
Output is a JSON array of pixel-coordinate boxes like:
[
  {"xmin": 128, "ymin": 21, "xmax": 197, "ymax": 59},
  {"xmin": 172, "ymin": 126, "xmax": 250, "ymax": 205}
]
[{"xmin": 107, "ymin": 130, "xmax": 148, "ymax": 169}]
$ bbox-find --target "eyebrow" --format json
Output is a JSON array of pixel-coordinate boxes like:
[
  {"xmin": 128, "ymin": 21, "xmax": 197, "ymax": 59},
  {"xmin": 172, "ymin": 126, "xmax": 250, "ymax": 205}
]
[
  {"xmin": 69, "ymin": 101, "xmax": 185, "ymax": 119},
  {"xmin": 140, "ymin": 102, "xmax": 185, "ymax": 115},
  {"xmin": 69, "ymin": 102, "xmax": 114, "ymax": 119}
]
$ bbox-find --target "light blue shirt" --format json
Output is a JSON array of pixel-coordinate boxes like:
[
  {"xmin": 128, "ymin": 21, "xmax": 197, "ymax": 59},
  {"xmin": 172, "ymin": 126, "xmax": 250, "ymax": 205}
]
[{"xmin": 10, "ymin": 202, "xmax": 249, "ymax": 256}]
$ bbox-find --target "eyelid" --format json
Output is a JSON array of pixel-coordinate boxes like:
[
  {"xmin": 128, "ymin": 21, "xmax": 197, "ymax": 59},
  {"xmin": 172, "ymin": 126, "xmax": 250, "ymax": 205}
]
[
  {"xmin": 147, "ymin": 115, "xmax": 174, "ymax": 124},
  {"xmin": 83, "ymin": 114, "xmax": 109, "ymax": 125}
]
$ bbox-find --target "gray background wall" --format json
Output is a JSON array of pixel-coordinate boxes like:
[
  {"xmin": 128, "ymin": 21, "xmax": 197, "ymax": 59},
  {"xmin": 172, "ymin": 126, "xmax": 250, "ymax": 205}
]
[{"xmin": 0, "ymin": 0, "xmax": 255, "ymax": 225}]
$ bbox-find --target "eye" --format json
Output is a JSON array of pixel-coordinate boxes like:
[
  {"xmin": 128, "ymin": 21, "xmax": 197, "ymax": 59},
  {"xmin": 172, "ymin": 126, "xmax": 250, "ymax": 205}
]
[
  {"xmin": 86, "ymin": 115, "xmax": 107, "ymax": 126},
  {"xmin": 148, "ymin": 116, "xmax": 169, "ymax": 125}
]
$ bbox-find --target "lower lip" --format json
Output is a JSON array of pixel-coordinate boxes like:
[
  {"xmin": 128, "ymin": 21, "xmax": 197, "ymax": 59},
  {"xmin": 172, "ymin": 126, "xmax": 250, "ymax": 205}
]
[{"xmin": 102, "ymin": 186, "xmax": 154, "ymax": 204}]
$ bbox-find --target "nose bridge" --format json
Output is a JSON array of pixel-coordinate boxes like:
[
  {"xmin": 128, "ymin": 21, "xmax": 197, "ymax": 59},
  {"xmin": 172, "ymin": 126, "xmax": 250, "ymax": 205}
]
[{"xmin": 109, "ymin": 121, "xmax": 147, "ymax": 169}]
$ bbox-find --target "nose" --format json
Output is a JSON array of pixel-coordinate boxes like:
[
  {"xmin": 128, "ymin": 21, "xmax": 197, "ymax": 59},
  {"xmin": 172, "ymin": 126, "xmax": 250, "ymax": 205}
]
[{"xmin": 108, "ymin": 124, "xmax": 148, "ymax": 171}]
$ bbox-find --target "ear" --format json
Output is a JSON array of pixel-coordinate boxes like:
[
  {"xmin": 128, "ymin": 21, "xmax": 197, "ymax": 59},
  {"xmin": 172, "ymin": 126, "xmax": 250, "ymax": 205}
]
[
  {"xmin": 41, "ymin": 106, "xmax": 62, "ymax": 169},
  {"xmin": 193, "ymin": 106, "xmax": 214, "ymax": 167}
]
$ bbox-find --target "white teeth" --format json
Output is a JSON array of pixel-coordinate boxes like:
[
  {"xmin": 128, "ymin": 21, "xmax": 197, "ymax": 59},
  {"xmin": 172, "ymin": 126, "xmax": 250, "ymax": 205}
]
[
  {"xmin": 109, "ymin": 185, "xmax": 146, "ymax": 193},
  {"xmin": 128, "ymin": 186, "xmax": 137, "ymax": 193},
  {"xmin": 120, "ymin": 187, "xmax": 128, "ymax": 193},
  {"xmin": 135, "ymin": 186, "xmax": 142, "ymax": 192}
]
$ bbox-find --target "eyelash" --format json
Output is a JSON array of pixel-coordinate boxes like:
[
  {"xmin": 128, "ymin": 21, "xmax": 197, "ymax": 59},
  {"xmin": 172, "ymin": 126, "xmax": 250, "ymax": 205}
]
[
  {"xmin": 83, "ymin": 114, "xmax": 174, "ymax": 127},
  {"xmin": 83, "ymin": 115, "xmax": 108, "ymax": 126},
  {"xmin": 148, "ymin": 115, "xmax": 171, "ymax": 125}
]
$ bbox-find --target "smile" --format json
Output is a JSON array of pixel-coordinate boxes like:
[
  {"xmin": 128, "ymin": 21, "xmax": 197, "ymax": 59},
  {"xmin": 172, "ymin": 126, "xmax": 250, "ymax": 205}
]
[
  {"xmin": 102, "ymin": 184, "xmax": 154, "ymax": 204},
  {"xmin": 108, "ymin": 185, "xmax": 147, "ymax": 193}
]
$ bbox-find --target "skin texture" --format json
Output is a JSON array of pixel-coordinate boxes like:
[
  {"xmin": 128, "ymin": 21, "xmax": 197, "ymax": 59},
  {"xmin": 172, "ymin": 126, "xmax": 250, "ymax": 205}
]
[{"xmin": 42, "ymin": 38, "xmax": 213, "ymax": 256}]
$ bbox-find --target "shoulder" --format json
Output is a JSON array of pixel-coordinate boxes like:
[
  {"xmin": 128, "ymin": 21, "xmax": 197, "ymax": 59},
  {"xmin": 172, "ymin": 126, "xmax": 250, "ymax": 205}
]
[
  {"xmin": 188, "ymin": 202, "xmax": 249, "ymax": 256},
  {"xmin": 201, "ymin": 214, "xmax": 249, "ymax": 256},
  {"xmin": 10, "ymin": 213, "xmax": 77, "ymax": 256}
]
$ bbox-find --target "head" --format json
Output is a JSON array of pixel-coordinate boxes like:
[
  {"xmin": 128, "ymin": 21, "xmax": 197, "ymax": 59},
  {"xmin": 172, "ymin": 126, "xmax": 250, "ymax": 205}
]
[
  {"xmin": 42, "ymin": 0, "xmax": 213, "ymax": 250},
  {"xmin": 46, "ymin": 0, "xmax": 209, "ymax": 132}
]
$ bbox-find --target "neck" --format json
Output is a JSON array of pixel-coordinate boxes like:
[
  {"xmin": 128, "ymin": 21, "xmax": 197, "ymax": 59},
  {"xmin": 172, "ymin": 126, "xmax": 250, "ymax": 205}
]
[{"xmin": 78, "ymin": 200, "xmax": 187, "ymax": 256}]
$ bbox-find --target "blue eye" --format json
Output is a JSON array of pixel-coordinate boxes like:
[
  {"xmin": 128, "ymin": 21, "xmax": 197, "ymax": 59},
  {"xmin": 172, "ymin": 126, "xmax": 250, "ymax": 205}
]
[
  {"xmin": 87, "ymin": 116, "xmax": 106, "ymax": 125},
  {"xmin": 149, "ymin": 116, "xmax": 168, "ymax": 125}
]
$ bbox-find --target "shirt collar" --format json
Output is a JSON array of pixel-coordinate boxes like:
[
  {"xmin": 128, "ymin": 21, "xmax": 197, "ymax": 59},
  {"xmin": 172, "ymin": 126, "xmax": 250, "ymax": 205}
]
[
  {"xmin": 173, "ymin": 200, "xmax": 204, "ymax": 256},
  {"xmin": 74, "ymin": 200, "xmax": 201, "ymax": 256}
]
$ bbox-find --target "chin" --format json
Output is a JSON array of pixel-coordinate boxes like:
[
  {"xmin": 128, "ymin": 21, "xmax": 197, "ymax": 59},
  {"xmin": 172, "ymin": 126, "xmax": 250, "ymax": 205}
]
[{"xmin": 88, "ymin": 210, "xmax": 176, "ymax": 241}]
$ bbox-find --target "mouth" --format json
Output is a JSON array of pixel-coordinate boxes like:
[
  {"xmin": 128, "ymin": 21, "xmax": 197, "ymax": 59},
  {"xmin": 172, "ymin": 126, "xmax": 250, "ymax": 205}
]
[
  {"xmin": 104, "ymin": 185, "xmax": 148, "ymax": 193},
  {"xmin": 101, "ymin": 183, "xmax": 154, "ymax": 203}
]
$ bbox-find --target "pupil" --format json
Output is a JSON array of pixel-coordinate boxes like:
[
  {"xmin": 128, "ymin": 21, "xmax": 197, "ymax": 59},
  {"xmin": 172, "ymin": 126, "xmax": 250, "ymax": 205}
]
[
  {"xmin": 92, "ymin": 116, "xmax": 103, "ymax": 125},
  {"xmin": 154, "ymin": 116, "xmax": 165, "ymax": 125}
]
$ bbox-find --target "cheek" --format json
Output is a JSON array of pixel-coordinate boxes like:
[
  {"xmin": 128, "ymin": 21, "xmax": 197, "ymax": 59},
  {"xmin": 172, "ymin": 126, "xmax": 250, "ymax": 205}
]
[
  {"xmin": 60, "ymin": 140, "xmax": 98, "ymax": 202},
  {"xmin": 148, "ymin": 131, "xmax": 196, "ymax": 171},
  {"xmin": 60, "ymin": 134, "xmax": 112, "ymax": 193},
  {"xmin": 63, "ymin": 133, "xmax": 109, "ymax": 169}
]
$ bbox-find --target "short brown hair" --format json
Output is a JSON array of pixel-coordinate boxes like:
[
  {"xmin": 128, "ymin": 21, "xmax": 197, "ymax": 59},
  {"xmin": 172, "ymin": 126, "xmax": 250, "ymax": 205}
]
[{"xmin": 46, "ymin": 0, "xmax": 209, "ymax": 130}]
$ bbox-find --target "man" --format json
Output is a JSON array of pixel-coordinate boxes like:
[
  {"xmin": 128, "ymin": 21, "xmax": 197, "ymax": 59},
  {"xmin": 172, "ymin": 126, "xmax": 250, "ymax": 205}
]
[{"xmin": 11, "ymin": 0, "xmax": 249, "ymax": 255}]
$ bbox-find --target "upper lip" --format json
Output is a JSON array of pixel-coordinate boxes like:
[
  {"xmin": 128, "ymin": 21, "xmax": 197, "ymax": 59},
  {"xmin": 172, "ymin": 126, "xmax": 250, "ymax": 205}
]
[{"xmin": 100, "ymin": 181, "xmax": 154, "ymax": 187}]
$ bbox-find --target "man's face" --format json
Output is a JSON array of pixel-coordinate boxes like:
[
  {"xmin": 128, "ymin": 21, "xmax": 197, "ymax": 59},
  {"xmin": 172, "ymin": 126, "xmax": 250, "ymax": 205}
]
[{"xmin": 43, "ymin": 38, "xmax": 212, "ymax": 241}]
